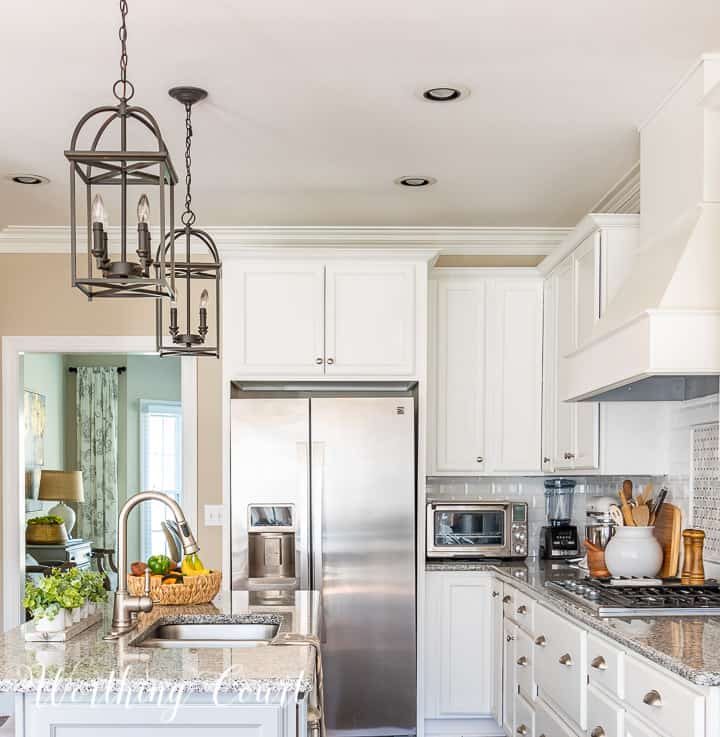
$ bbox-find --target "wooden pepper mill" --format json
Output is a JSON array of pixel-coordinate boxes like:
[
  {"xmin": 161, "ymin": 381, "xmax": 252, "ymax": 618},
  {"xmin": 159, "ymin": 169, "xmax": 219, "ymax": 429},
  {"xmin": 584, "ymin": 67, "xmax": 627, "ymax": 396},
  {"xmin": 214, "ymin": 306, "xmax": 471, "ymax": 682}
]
[{"xmin": 681, "ymin": 529, "xmax": 705, "ymax": 585}]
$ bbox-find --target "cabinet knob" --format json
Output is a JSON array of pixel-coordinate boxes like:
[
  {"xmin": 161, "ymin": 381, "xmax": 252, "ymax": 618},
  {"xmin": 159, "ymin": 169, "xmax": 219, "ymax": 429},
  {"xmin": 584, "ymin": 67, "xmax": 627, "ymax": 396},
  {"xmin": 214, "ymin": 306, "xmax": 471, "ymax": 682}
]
[
  {"xmin": 534, "ymin": 635, "xmax": 546, "ymax": 647},
  {"xmin": 516, "ymin": 656, "xmax": 528, "ymax": 667},
  {"xmin": 476, "ymin": 456, "xmax": 484, "ymax": 463},
  {"xmin": 591, "ymin": 728, "xmax": 606, "ymax": 737},
  {"xmin": 543, "ymin": 456, "xmax": 551, "ymax": 464},
  {"xmin": 563, "ymin": 451, "xmax": 576, "ymax": 460},
  {"xmin": 643, "ymin": 689, "xmax": 663, "ymax": 708},
  {"xmin": 506, "ymin": 634, "xmax": 514, "ymax": 642},
  {"xmin": 558, "ymin": 652, "xmax": 573, "ymax": 666},
  {"xmin": 492, "ymin": 591, "xmax": 499, "ymax": 598},
  {"xmin": 516, "ymin": 725, "xmax": 528, "ymax": 736},
  {"xmin": 315, "ymin": 357, "xmax": 324, "ymax": 365},
  {"xmin": 326, "ymin": 357, "xmax": 335, "ymax": 365},
  {"xmin": 503, "ymin": 595, "xmax": 512, "ymax": 604},
  {"xmin": 591, "ymin": 655, "xmax": 608, "ymax": 671},
  {"xmin": 516, "ymin": 605, "xmax": 528, "ymax": 615}
]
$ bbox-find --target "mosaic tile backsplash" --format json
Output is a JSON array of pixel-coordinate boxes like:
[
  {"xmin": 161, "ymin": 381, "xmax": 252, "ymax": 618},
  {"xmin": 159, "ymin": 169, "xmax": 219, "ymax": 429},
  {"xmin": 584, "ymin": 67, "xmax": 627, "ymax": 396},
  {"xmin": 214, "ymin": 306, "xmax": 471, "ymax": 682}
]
[{"xmin": 691, "ymin": 422, "xmax": 720, "ymax": 562}]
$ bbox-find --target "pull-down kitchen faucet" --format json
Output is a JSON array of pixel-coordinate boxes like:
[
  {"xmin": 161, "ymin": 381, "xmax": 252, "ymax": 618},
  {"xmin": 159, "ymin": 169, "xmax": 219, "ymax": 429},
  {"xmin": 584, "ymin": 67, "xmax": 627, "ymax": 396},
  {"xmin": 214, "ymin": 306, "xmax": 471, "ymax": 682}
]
[{"xmin": 105, "ymin": 491, "xmax": 199, "ymax": 638}]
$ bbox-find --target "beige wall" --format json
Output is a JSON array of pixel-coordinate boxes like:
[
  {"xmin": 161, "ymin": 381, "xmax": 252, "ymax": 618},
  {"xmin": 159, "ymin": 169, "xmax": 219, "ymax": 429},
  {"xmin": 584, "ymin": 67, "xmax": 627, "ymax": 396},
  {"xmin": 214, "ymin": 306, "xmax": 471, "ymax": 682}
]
[{"xmin": 0, "ymin": 255, "xmax": 224, "ymax": 588}]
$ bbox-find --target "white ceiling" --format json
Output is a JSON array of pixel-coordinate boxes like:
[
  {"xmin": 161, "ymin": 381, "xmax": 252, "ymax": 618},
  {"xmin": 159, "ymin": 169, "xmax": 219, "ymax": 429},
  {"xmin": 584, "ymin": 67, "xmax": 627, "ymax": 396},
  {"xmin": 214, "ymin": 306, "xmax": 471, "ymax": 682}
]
[{"xmin": 2, "ymin": 0, "xmax": 720, "ymax": 228}]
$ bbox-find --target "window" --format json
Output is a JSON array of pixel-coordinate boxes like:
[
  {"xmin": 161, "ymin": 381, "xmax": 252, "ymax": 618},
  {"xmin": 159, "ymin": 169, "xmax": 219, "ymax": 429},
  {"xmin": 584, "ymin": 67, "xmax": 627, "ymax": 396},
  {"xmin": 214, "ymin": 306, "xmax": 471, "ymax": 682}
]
[{"xmin": 140, "ymin": 400, "xmax": 182, "ymax": 561}]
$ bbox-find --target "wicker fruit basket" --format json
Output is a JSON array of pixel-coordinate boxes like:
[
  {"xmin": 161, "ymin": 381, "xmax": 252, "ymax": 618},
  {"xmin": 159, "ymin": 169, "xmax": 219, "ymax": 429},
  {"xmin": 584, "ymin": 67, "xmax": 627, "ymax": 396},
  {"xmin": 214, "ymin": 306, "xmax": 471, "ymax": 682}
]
[{"xmin": 127, "ymin": 570, "xmax": 222, "ymax": 605}]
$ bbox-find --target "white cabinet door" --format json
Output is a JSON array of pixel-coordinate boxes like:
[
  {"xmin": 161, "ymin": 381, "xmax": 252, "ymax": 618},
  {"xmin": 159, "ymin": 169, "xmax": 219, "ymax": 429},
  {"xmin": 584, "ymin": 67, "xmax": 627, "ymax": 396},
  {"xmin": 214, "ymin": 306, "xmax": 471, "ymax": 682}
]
[
  {"xmin": 424, "ymin": 572, "xmax": 495, "ymax": 719},
  {"xmin": 541, "ymin": 278, "xmax": 556, "ymax": 473},
  {"xmin": 503, "ymin": 619, "xmax": 517, "ymax": 736},
  {"xmin": 433, "ymin": 278, "xmax": 487, "ymax": 472},
  {"xmin": 554, "ymin": 259, "xmax": 575, "ymax": 470},
  {"xmin": 486, "ymin": 278, "xmax": 543, "ymax": 473},
  {"xmin": 324, "ymin": 263, "xmax": 415, "ymax": 376},
  {"xmin": 226, "ymin": 261, "xmax": 325, "ymax": 377},
  {"xmin": 574, "ymin": 232, "xmax": 600, "ymax": 348}
]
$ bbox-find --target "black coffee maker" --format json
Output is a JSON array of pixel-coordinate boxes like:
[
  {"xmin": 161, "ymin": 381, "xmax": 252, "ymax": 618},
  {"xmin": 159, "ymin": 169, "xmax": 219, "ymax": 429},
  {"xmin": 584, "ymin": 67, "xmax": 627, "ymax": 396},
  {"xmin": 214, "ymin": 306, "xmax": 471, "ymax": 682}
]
[{"xmin": 539, "ymin": 479, "xmax": 580, "ymax": 559}]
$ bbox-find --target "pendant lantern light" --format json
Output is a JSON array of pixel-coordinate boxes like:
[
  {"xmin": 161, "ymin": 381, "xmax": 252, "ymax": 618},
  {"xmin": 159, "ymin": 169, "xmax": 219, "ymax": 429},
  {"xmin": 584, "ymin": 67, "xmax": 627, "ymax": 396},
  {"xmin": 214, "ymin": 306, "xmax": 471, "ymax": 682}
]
[
  {"xmin": 155, "ymin": 87, "xmax": 221, "ymax": 357},
  {"xmin": 65, "ymin": 0, "xmax": 178, "ymax": 299}
]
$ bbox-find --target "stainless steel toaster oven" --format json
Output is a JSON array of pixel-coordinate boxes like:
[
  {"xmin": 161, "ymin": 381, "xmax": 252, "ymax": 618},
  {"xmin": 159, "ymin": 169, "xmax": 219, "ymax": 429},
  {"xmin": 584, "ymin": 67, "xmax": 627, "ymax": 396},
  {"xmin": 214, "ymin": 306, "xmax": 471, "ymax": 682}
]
[{"xmin": 426, "ymin": 501, "xmax": 528, "ymax": 559}]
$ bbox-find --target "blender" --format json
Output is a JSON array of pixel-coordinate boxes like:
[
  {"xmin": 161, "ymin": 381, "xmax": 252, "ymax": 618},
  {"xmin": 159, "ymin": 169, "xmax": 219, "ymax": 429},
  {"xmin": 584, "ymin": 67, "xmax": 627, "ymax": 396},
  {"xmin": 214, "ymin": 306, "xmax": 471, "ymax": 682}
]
[{"xmin": 540, "ymin": 479, "xmax": 580, "ymax": 559}]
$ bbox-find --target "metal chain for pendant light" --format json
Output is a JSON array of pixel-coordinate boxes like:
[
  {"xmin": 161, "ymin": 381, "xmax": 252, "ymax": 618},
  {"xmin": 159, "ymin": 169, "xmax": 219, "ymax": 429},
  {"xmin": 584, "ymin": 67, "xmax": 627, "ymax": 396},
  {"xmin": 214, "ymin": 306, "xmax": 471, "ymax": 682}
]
[
  {"xmin": 113, "ymin": 0, "xmax": 135, "ymax": 101},
  {"xmin": 181, "ymin": 103, "xmax": 196, "ymax": 226}
]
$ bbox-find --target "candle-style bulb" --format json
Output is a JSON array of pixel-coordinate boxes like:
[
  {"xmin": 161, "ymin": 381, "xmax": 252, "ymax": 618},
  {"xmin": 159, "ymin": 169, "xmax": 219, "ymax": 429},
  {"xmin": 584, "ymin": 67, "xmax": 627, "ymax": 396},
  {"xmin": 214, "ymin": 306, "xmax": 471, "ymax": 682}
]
[
  {"xmin": 91, "ymin": 194, "xmax": 107, "ymax": 226},
  {"xmin": 136, "ymin": 194, "xmax": 150, "ymax": 225},
  {"xmin": 199, "ymin": 289, "xmax": 209, "ymax": 309}
]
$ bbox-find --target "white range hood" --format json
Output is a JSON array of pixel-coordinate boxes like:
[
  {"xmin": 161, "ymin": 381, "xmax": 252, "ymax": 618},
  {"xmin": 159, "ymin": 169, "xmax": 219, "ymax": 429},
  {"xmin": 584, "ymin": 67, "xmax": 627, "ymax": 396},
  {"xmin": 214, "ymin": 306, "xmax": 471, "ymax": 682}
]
[{"xmin": 564, "ymin": 55, "xmax": 720, "ymax": 402}]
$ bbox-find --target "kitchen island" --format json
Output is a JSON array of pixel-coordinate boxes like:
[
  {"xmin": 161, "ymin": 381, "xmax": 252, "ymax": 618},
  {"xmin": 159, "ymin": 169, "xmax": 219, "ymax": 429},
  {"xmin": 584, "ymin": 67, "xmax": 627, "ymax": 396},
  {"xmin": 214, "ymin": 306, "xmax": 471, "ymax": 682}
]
[{"xmin": 0, "ymin": 590, "xmax": 319, "ymax": 737}]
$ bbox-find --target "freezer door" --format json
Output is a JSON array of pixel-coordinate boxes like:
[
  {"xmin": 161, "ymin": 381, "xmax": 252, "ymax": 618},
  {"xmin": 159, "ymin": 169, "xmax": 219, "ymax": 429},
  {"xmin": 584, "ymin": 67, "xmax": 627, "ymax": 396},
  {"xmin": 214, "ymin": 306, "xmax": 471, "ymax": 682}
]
[
  {"xmin": 230, "ymin": 398, "xmax": 310, "ymax": 590},
  {"xmin": 311, "ymin": 396, "xmax": 416, "ymax": 737}
]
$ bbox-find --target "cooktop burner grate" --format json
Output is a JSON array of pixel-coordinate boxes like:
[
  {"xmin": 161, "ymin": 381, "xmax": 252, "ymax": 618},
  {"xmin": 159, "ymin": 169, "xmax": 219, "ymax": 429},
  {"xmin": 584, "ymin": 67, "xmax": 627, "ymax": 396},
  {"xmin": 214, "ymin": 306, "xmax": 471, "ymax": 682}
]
[{"xmin": 546, "ymin": 578, "xmax": 720, "ymax": 617}]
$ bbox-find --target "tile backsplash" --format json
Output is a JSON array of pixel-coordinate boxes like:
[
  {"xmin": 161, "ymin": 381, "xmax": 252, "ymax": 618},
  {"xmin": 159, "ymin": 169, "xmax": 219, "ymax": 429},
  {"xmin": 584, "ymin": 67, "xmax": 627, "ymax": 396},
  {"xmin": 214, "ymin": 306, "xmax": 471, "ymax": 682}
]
[{"xmin": 426, "ymin": 475, "xmax": 674, "ymax": 557}]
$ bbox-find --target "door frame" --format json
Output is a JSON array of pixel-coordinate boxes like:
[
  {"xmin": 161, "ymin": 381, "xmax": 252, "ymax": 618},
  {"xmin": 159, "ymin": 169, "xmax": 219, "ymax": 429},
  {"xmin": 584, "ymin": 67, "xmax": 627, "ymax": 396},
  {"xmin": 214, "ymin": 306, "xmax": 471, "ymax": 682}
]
[{"xmin": 1, "ymin": 335, "xmax": 198, "ymax": 631}]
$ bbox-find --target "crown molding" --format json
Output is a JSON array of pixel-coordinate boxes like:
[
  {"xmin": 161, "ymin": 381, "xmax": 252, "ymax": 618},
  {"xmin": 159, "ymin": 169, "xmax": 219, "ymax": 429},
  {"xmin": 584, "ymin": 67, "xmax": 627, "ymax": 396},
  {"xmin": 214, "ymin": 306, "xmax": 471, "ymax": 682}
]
[
  {"xmin": 0, "ymin": 225, "xmax": 570, "ymax": 256},
  {"xmin": 590, "ymin": 162, "xmax": 640, "ymax": 215}
]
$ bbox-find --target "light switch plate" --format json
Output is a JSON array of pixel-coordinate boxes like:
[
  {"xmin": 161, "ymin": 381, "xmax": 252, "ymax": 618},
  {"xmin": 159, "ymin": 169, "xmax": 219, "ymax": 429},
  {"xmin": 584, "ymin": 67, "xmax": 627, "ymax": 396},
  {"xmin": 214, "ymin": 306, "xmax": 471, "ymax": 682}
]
[{"xmin": 204, "ymin": 505, "xmax": 224, "ymax": 527}]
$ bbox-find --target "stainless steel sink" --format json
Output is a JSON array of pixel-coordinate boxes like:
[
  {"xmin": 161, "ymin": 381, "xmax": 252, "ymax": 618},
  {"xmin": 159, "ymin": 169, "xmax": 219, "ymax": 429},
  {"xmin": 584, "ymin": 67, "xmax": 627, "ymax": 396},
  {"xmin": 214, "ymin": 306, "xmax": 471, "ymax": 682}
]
[{"xmin": 131, "ymin": 621, "xmax": 279, "ymax": 648}]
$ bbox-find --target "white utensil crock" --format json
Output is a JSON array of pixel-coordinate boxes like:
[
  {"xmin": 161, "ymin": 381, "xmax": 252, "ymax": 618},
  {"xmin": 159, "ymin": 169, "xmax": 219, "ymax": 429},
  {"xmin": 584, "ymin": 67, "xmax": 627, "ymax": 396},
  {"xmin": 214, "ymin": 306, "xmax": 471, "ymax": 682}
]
[{"xmin": 604, "ymin": 526, "xmax": 663, "ymax": 578}]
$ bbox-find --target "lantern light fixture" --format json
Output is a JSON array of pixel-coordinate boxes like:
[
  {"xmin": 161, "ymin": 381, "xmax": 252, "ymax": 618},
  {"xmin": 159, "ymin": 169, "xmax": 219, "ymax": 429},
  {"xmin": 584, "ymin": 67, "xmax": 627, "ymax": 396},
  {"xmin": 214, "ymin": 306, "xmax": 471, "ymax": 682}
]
[
  {"xmin": 155, "ymin": 86, "xmax": 221, "ymax": 357},
  {"xmin": 65, "ymin": 0, "xmax": 178, "ymax": 299}
]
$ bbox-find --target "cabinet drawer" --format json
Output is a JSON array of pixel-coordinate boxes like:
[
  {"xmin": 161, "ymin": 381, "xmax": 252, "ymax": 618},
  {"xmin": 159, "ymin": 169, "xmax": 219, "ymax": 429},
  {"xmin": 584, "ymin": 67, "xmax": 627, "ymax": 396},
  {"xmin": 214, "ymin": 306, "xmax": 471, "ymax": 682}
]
[
  {"xmin": 515, "ymin": 693, "xmax": 535, "ymax": 737},
  {"xmin": 588, "ymin": 633, "xmax": 624, "ymax": 698},
  {"xmin": 535, "ymin": 698, "xmax": 576, "ymax": 737},
  {"xmin": 624, "ymin": 713, "xmax": 668, "ymax": 737},
  {"xmin": 588, "ymin": 684, "xmax": 623, "ymax": 737},
  {"xmin": 513, "ymin": 590, "xmax": 535, "ymax": 633},
  {"xmin": 516, "ymin": 629, "xmax": 536, "ymax": 702},
  {"xmin": 534, "ymin": 605, "xmax": 587, "ymax": 730},
  {"xmin": 623, "ymin": 654, "xmax": 704, "ymax": 737}
]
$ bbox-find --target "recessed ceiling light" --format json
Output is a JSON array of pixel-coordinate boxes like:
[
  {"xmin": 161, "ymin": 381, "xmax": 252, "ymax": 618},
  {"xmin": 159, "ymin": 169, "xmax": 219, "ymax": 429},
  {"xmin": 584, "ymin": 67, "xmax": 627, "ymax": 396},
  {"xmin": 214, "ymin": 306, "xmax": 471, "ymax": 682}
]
[
  {"xmin": 7, "ymin": 174, "xmax": 50, "ymax": 185},
  {"xmin": 395, "ymin": 176, "xmax": 437, "ymax": 188},
  {"xmin": 421, "ymin": 86, "xmax": 469, "ymax": 102}
]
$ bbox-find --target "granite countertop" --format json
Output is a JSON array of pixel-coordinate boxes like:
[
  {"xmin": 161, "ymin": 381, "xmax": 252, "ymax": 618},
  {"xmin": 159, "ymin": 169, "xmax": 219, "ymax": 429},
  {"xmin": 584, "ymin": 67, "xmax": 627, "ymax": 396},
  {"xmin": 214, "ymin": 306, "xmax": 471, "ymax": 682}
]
[
  {"xmin": 0, "ymin": 590, "xmax": 319, "ymax": 696},
  {"xmin": 427, "ymin": 559, "xmax": 720, "ymax": 687}
]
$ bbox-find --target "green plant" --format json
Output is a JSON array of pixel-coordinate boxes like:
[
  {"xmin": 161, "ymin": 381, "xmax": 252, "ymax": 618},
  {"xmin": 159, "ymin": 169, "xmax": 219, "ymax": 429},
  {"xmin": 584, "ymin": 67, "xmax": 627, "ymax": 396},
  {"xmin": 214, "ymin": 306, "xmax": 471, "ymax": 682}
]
[
  {"xmin": 27, "ymin": 515, "xmax": 65, "ymax": 526},
  {"xmin": 23, "ymin": 568, "xmax": 86, "ymax": 621}
]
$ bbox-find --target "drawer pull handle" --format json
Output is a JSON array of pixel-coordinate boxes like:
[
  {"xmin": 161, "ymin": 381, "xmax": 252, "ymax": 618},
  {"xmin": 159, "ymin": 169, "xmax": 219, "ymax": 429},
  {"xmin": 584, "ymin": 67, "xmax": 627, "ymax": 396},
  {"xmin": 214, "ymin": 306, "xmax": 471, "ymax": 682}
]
[
  {"xmin": 517, "ymin": 605, "xmax": 528, "ymax": 615},
  {"xmin": 591, "ymin": 656, "xmax": 608, "ymax": 671},
  {"xmin": 534, "ymin": 635, "xmax": 546, "ymax": 647},
  {"xmin": 503, "ymin": 595, "xmax": 512, "ymax": 604},
  {"xmin": 591, "ymin": 728, "xmax": 606, "ymax": 737},
  {"xmin": 492, "ymin": 591, "xmax": 499, "ymax": 598},
  {"xmin": 558, "ymin": 652, "xmax": 573, "ymax": 666},
  {"xmin": 516, "ymin": 726, "xmax": 528, "ymax": 736},
  {"xmin": 516, "ymin": 656, "xmax": 528, "ymax": 667},
  {"xmin": 643, "ymin": 689, "xmax": 663, "ymax": 708},
  {"xmin": 506, "ymin": 634, "xmax": 515, "ymax": 642}
]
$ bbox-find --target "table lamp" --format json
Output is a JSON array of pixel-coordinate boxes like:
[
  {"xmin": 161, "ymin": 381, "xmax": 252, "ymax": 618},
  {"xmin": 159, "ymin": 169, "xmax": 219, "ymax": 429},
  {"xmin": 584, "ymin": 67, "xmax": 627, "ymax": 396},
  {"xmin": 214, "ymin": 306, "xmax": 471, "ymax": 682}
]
[{"xmin": 38, "ymin": 470, "xmax": 84, "ymax": 538}]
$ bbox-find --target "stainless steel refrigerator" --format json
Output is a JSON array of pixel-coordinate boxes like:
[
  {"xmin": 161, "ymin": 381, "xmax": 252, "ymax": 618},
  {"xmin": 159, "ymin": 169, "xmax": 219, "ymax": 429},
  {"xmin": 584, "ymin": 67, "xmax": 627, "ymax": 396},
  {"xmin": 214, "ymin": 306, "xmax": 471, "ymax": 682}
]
[{"xmin": 231, "ymin": 388, "xmax": 417, "ymax": 737}]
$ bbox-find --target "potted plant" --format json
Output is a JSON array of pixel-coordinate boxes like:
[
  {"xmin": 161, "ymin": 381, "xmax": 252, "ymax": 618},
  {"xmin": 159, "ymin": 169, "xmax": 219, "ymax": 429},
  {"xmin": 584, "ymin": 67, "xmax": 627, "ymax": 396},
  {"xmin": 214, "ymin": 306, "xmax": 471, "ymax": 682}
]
[
  {"xmin": 23, "ymin": 569, "xmax": 85, "ymax": 632},
  {"xmin": 26, "ymin": 515, "xmax": 69, "ymax": 544},
  {"xmin": 81, "ymin": 571, "xmax": 108, "ymax": 615}
]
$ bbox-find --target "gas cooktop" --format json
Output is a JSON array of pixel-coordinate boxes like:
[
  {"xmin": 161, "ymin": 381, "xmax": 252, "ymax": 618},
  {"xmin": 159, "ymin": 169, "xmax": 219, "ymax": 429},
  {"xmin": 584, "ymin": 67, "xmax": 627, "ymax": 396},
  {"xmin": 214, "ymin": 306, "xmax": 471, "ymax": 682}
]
[{"xmin": 546, "ymin": 578, "xmax": 720, "ymax": 617}]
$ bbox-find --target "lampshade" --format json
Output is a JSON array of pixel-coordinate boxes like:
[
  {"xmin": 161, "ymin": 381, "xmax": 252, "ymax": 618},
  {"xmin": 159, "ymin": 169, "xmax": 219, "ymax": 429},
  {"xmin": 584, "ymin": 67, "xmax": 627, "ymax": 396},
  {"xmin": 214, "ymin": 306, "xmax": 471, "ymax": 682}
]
[{"xmin": 38, "ymin": 471, "xmax": 85, "ymax": 503}]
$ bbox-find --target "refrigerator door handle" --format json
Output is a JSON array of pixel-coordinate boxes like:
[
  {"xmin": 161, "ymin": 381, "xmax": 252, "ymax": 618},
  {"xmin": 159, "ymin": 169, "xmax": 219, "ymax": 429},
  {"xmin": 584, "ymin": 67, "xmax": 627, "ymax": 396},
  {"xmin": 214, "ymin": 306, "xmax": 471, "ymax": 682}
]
[{"xmin": 310, "ymin": 439, "xmax": 326, "ymax": 643}]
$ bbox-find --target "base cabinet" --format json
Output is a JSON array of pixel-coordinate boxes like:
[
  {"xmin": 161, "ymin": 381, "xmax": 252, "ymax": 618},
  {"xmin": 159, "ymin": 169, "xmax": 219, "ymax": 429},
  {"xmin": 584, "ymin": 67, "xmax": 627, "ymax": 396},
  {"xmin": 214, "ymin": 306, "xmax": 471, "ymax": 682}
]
[{"xmin": 424, "ymin": 572, "xmax": 500, "ymax": 721}]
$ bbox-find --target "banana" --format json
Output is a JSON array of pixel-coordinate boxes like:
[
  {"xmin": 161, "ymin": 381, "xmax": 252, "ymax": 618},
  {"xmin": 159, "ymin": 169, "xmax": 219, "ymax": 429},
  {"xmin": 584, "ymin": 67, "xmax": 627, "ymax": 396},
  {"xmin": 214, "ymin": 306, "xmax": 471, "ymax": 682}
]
[{"xmin": 182, "ymin": 552, "xmax": 210, "ymax": 576}]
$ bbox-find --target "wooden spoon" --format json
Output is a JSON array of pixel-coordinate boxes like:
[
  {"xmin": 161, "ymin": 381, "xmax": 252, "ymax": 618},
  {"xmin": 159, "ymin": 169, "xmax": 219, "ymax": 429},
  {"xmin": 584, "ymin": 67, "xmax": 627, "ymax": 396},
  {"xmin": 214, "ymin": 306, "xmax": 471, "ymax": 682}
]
[
  {"xmin": 619, "ymin": 489, "xmax": 636, "ymax": 526},
  {"xmin": 632, "ymin": 504, "xmax": 650, "ymax": 526},
  {"xmin": 622, "ymin": 479, "xmax": 634, "ymax": 503}
]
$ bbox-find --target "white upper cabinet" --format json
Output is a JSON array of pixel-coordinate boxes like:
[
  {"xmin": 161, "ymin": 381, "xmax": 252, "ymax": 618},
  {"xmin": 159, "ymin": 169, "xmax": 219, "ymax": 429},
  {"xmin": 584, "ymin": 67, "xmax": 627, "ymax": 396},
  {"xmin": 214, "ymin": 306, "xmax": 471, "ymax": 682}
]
[
  {"xmin": 224, "ymin": 259, "xmax": 418, "ymax": 379},
  {"xmin": 324, "ymin": 263, "xmax": 416, "ymax": 376},
  {"xmin": 541, "ymin": 215, "xmax": 669, "ymax": 476},
  {"xmin": 433, "ymin": 277, "xmax": 487, "ymax": 473},
  {"xmin": 225, "ymin": 261, "xmax": 326, "ymax": 377},
  {"xmin": 486, "ymin": 278, "xmax": 543, "ymax": 473},
  {"xmin": 428, "ymin": 270, "xmax": 543, "ymax": 475}
]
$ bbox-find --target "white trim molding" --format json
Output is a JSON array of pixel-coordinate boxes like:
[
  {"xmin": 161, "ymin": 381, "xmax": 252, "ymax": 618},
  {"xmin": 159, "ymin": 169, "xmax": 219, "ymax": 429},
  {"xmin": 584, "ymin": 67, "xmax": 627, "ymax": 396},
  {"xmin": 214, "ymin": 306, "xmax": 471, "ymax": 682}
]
[
  {"xmin": 0, "ymin": 225, "xmax": 570, "ymax": 257},
  {"xmin": 1, "ymin": 336, "xmax": 198, "ymax": 632},
  {"xmin": 591, "ymin": 162, "xmax": 640, "ymax": 215}
]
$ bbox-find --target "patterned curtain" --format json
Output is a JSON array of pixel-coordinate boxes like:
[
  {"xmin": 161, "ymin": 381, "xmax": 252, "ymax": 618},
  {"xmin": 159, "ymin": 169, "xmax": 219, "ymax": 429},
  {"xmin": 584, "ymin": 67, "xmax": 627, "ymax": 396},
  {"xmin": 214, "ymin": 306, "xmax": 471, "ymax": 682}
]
[{"xmin": 76, "ymin": 367, "xmax": 119, "ymax": 549}]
